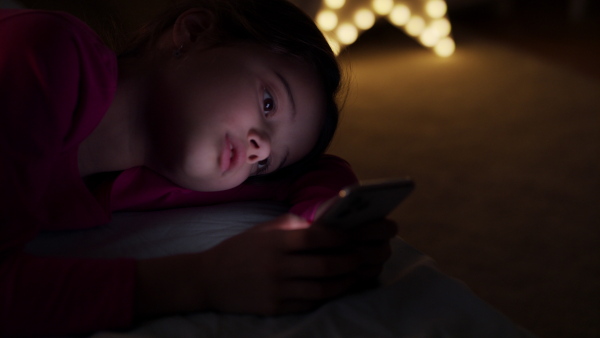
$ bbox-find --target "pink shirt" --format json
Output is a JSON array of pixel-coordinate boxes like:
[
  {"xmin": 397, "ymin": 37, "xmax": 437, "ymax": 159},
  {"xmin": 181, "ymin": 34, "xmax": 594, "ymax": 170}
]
[{"xmin": 0, "ymin": 9, "xmax": 357, "ymax": 337}]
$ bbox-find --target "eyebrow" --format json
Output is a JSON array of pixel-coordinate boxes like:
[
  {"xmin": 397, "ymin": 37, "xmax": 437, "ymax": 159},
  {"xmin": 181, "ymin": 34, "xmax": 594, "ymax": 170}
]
[{"xmin": 275, "ymin": 71, "xmax": 296, "ymax": 120}]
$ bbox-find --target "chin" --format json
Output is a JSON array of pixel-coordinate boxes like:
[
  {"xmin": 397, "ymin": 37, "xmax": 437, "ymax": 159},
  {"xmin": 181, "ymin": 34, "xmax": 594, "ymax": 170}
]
[{"xmin": 154, "ymin": 162, "xmax": 245, "ymax": 192}]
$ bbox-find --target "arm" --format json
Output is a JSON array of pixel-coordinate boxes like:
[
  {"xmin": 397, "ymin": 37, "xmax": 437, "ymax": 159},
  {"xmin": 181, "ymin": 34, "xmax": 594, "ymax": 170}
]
[
  {"xmin": 133, "ymin": 214, "xmax": 363, "ymax": 319},
  {"xmin": 133, "ymin": 211, "xmax": 397, "ymax": 320},
  {"xmin": 0, "ymin": 10, "xmax": 133, "ymax": 336},
  {"xmin": 129, "ymin": 157, "xmax": 394, "ymax": 319},
  {"xmin": 108, "ymin": 154, "xmax": 358, "ymax": 214},
  {"xmin": 108, "ymin": 156, "xmax": 368, "ymax": 320},
  {"xmin": 0, "ymin": 254, "xmax": 136, "ymax": 335}
]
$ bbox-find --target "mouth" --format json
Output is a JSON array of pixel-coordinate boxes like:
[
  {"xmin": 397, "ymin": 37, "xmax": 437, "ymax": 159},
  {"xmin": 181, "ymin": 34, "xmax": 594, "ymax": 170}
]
[{"xmin": 220, "ymin": 135, "xmax": 238, "ymax": 173}]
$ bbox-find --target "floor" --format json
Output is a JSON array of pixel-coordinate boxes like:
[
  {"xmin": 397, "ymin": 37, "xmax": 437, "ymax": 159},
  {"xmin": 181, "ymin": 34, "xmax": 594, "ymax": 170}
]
[
  {"xmin": 451, "ymin": 0, "xmax": 600, "ymax": 80},
  {"xmin": 329, "ymin": 2, "xmax": 599, "ymax": 337}
]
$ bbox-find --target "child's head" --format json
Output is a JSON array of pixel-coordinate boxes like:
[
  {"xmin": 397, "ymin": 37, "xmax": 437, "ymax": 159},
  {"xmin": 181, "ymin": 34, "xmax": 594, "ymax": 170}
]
[{"xmin": 123, "ymin": 0, "xmax": 342, "ymax": 191}]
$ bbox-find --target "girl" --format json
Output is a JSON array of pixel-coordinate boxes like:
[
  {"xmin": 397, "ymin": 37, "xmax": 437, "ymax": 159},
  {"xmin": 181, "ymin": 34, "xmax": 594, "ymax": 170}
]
[{"xmin": 0, "ymin": 0, "xmax": 396, "ymax": 336}]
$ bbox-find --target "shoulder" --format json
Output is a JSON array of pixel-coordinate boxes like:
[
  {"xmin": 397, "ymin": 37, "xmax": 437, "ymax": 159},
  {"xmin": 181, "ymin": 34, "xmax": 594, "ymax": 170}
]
[
  {"xmin": 0, "ymin": 9, "xmax": 117, "ymax": 153},
  {"xmin": 0, "ymin": 9, "xmax": 117, "ymax": 105},
  {"xmin": 1, "ymin": 9, "xmax": 115, "ymax": 63},
  {"xmin": 0, "ymin": 9, "xmax": 115, "ymax": 73},
  {"xmin": 0, "ymin": 9, "xmax": 98, "ymax": 41}
]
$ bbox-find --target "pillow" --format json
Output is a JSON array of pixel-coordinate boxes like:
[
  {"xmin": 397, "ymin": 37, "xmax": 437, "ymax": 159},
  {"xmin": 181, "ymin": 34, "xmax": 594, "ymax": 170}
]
[{"xmin": 26, "ymin": 201, "xmax": 289, "ymax": 259}]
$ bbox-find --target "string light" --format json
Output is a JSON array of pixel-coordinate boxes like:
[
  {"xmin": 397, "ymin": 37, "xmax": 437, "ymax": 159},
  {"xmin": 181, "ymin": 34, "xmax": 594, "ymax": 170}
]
[
  {"xmin": 314, "ymin": 0, "xmax": 455, "ymax": 57},
  {"xmin": 425, "ymin": 0, "xmax": 447, "ymax": 18},
  {"xmin": 434, "ymin": 36, "xmax": 455, "ymax": 57},
  {"xmin": 325, "ymin": 35, "xmax": 342, "ymax": 55},
  {"xmin": 372, "ymin": 0, "xmax": 394, "ymax": 15},
  {"xmin": 419, "ymin": 27, "xmax": 440, "ymax": 47},
  {"xmin": 317, "ymin": 10, "xmax": 339, "ymax": 31},
  {"xmin": 389, "ymin": 4, "xmax": 411, "ymax": 26},
  {"xmin": 337, "ymin": 23, "xmax": 359, "ymax": 44},
  {"xmin": 354, "ymin": 8, "xmax": 376, "ymax": 30},
  {"xmin": 431, "ymin": 18, "xmax": 451, "ymax": 36},
  {"xmin": 405, "ymin": 15, "xmax": 425, "ymax": 36},
  {"xmin": 325, "ymin": 0, "xmax": 346, "ymax": 9}
]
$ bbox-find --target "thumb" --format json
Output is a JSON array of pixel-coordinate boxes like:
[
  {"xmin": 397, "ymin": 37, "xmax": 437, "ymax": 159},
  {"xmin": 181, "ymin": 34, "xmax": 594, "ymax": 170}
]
[{"xmin": 253, "ymin": 213, "xmax": 311, "ymax": 231}]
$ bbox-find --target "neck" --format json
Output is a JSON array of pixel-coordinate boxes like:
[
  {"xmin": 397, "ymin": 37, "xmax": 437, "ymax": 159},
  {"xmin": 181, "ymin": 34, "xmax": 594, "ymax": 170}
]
[{"xmin": 78, "ymin": 57, "xmax": 150, "ymax": 177}]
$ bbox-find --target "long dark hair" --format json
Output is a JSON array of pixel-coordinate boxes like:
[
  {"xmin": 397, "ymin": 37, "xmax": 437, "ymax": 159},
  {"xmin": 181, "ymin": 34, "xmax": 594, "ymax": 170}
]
[{"xmin": 121, "ymin": 0, "xmax": 344, "ymax": 182}]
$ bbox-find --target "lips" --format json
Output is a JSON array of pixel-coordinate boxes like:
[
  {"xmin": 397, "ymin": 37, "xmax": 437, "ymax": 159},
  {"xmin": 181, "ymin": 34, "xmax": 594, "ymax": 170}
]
[{"xmin": 220, "ymin": 135, "xmax": 239, "ymax": 173}]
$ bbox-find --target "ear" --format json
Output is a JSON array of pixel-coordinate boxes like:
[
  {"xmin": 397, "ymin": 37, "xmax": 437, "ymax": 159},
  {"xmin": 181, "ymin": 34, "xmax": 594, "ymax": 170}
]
[{"xmin": 172, "ymin": 8, "xmax": 215, "ymax": 49}]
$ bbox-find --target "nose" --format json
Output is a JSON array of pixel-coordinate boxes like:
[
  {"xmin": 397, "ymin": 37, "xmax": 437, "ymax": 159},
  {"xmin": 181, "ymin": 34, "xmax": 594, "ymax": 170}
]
[{"xmin": 247, "ymin": 130, "xmax": 271, "ymax": 164}]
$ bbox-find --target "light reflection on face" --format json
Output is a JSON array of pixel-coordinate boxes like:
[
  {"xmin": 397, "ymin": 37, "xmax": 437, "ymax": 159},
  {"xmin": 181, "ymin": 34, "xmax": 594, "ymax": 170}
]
[{"xmin": 147, "ymin": 42, "xmax": 326, "ymax": 191}]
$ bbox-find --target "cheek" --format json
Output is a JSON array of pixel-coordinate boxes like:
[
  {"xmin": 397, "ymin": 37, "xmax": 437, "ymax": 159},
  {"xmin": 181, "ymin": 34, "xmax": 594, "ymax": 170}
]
[
  {"xmin": 175, "ymin": 147, "xmax": 254, "ymax": 192},
  {"xmin": 291, "ymin": 117, "xmax": 325, "ymax": 163},
  {"xmin": 181, "ymin": 146, "xmax": 214, "ymax": 179}
]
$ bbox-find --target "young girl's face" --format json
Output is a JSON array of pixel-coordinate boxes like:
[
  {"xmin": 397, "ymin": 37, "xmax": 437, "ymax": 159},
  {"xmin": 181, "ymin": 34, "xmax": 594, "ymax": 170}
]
[{"xmin": 148, "ymin": 42, "xmax": 326, "ymax": 192}]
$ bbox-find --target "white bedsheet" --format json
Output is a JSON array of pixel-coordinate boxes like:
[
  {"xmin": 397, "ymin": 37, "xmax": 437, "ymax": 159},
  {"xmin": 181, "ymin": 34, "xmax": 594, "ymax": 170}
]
[{"xmin": 26, "ymin": 202, "xmax": 535, "ymax": 338}]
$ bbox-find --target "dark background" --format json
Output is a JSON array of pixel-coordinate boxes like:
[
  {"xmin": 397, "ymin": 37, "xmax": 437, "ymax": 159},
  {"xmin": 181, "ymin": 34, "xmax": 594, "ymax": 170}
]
[{"xmin": 8, "ymin": 0, "xmax": 600, "ymax": 337}]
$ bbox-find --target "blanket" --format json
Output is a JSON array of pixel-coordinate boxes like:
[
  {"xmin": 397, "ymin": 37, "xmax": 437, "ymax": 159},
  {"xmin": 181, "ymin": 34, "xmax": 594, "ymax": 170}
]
[{"xmin": 26, "ymin": 202, "xmax": 534, "ymax": 338}]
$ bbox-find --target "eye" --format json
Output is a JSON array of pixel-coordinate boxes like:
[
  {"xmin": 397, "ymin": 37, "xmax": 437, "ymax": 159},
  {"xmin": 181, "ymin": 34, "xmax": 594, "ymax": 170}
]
[
  {"xmin": 255, "ymin": 157, "xmax": 271, "ymax": 175},
  {"xmin": 263, "ymin": 90, "xmax": 275, "ymax": 116}
]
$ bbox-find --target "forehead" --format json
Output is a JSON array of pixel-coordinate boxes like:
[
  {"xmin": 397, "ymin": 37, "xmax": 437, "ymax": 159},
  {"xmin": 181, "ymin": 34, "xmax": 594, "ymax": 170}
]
[{"xmin": 244, "ymin": 44, "xmax": 315, "ymax": 79}]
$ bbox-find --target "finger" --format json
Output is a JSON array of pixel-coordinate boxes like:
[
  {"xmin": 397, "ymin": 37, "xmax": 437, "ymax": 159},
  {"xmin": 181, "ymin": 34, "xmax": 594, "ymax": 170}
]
[
  {"xmin": 278, "ymin": 253, "xmax": 360, "ymax": 279},
  {"xmin": 350, "ymin": 219, "xmax": 398, "ymax": 242},
  {"xmin": 356, "ymin": 241, "xmax": 393, "ymax": 265},
  {"xmin": 253, "ymin": 214, "xmax": 311, "ymax": 231},
  {"xmin": 351, "ymin": 274, "xmax": 382, "ymax": 293},
  {"xmin": 358, "ymin": 264, "xmax": 385, "ymax": 279},
  {"xmin": 280, "ymin": 226, "xmax": 350, "ymax": 252},
  {"xmin": 280, "ymin": 276, "xmax": 358, "ymax": 301},
  {"xmin": 352, "ymin": 244, "xmax": 393, "ymax": 283}
]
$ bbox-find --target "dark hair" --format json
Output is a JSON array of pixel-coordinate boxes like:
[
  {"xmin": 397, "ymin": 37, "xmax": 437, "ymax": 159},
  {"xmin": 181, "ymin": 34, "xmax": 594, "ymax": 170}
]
[{"xmin": 121, "ymin": 0, "xmax": 343, "ymax": 182}]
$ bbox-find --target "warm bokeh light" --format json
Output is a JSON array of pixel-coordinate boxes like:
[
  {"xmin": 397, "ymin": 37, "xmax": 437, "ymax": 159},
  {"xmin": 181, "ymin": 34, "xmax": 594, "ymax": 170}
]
[
  {"xmin": 337, "ymin": 23, "xmax": 359, "ymax": 44},
  {"xmin": 431, "ymin": 18, "xmax": 451, "ymax": 37},
  {"xmin": 372, "ymin": 0, "xmax": 394, "ymax": 15},
  {"xmin": 425, "ymin": 0, "xmax": 447, "ymax": 18},
  {"xmin": 317, "ymin": 10, "xmax": 339, "ymax": 31},
  {"xmin": 419, "ymin": 27, "xmax": 440, "ymax": 47},
  {"xmin": 389, "ymin": 4, "xmax": 411, "ymax": 26},
  {"xmin": 312, "ymin": 0, "xmax": 454, "ymax": 57},
  {"xmin": 434, "ymin": 36, "xmax": 455, "ymax": 57},
  {"xmin": 354, "ymin": 8, "xmax": 376, "ymax": 30},
  {"xmin": 325, "ymin": 35, "xmax": 342, "ymax": 55},
  {"xmin": 325, "ymin": 0, "xmax": 346, "ymax": 9},
  {"xmin": 405, "ymin": 15, "xmax": 425, "ymax": 36}
]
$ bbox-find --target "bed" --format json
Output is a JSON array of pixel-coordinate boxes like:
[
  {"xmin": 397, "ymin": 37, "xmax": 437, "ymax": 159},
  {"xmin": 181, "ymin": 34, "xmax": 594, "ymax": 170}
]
[{"xmin": 26, "ymin": 201, "xmax": 535, "ymax": 338}]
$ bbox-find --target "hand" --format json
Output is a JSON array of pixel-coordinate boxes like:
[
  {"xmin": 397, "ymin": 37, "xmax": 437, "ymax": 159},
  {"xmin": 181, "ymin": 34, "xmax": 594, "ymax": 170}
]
[
  {"xmin": 313, "ymin": 196, "xmax": 398, "ymax": 284},
  {"xmin": 134, "ymin": 214, "xmax": 398, "ymax": 320},
  {"xmin": 345, "ymin": 218, "xmax": 398, "ymax": 285},
  {"xmin": 195, "ymin": 214, "xmax": 366, "ymax": 315}
]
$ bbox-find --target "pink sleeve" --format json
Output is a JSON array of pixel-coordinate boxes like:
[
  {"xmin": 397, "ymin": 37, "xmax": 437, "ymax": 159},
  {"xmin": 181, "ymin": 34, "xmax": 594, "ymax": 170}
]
[
  {"xmin": 286, "ymin": 155, "xmax": 359, "ymax": 221},
  {"xmin": 0, "ymin": 10, "xmax": 135, "ymax": 336},
  {"xmin": 1, "ymin": 254, "xmax": 136, "ymax": 336}
]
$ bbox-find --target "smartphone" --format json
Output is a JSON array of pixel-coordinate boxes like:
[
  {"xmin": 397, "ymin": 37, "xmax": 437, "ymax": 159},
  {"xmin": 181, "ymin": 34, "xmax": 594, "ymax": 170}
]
[{"xmin": 314, "ymin": 178, "xmax": 415, "ymax": 229}]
